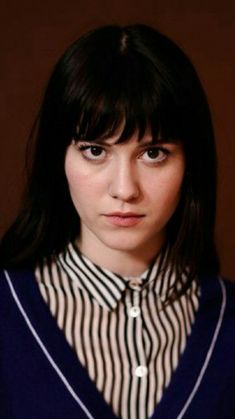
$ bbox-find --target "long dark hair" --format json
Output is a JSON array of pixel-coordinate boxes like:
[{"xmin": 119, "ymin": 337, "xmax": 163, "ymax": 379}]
[{"xmin": 0, "ymin": 24, "xmax": 219, "ymax": 285}]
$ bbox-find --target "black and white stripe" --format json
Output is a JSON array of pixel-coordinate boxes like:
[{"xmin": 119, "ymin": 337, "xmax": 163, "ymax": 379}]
[{"xmin": 35, "ymin": 242, "xmax": 200, "ymax": 419}]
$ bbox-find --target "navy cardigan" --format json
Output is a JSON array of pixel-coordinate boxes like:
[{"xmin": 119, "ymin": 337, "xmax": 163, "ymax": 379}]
[{"xmin": 0, "ymin": 269, "xmax": 235, "ymax": 419}]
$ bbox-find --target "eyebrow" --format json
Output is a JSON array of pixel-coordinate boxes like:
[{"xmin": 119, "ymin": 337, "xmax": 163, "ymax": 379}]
[
  {"xmin": 76, "ymin": 137, "xmax": 182, "ymax": 146},
  {"xmin": 137, "ymin": 139, "xmax": 182, "ymax": 147}
]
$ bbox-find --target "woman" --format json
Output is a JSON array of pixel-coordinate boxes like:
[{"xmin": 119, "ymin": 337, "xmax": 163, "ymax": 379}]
[{"xmin": 0, "ymin": 24, "xmax": 234, "ymax": 419}]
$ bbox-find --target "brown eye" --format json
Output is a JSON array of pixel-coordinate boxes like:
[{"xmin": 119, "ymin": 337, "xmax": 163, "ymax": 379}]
[
  {"xmin": 141, "ymin": 147, "xmax": 169, "ymax": 163},
  {"xmin": 146, "ymin": 149, "xmax": 161, "ymax": 159},
  {"xmin": 78, "ymin": 144, "xmax": 106, "ymax": 161},
  {"xmin": 89, "ymin": 146, "xmax": 103, "ymax": 156}
]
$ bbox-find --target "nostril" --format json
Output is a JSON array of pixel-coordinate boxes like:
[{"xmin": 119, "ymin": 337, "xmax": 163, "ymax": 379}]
[{"xmin": 108, "ymin": 182, "xmax": 140, "ymax": 201}]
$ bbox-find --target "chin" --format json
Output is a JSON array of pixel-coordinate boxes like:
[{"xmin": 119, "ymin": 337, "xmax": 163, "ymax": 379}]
[{"xmin": 99, "ymin": 232, "xmax": 159, "ymax": 254}]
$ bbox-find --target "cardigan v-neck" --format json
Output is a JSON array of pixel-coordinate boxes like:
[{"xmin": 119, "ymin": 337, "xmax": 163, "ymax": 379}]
[
  {"xmin": 35, "ymin": 242, "xmax": 199, "ymax": 419},
  {"xmin": 1, "ymin": 269, "xmax": 235, "ymax": 419}
]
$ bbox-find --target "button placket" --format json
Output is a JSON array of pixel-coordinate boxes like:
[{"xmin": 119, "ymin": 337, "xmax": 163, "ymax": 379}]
[
  {"xmin": 128, "ymin": 305, "xmax": 141, "ymax": 317},
  {"xmin": 128, "ymin": 277, "xmax": 142, "ymax": 291},
  {"xmin": 125, "ymin": 288, "xmax": 148, "ymax": 380},
  {"xmin": 135, "ymin": 365, "xmax": 148, "ymax": 377},
  {"xmin": 126, "ymin": 287, "xmax": 141, "ymax": 318}
]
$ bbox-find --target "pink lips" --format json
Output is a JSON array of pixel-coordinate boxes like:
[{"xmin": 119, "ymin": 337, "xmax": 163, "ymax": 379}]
[{"xmin": 104, "ymin": 212, "xmax": 144, "ymax": 227}]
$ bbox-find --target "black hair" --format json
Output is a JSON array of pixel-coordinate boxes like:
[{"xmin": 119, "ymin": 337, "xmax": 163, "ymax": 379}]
[{"xmin": 0, "ymin": 24, "xmax": 219, "ymax": 291}]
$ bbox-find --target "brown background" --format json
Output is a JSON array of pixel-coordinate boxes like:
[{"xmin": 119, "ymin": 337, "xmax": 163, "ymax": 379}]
[{"xmin": 0, "ymin": 0, "xmax": 234, "ymax": 279}]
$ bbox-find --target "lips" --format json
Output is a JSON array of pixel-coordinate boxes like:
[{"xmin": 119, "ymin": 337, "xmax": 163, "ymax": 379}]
[
  {"xmin": 106, "ymin": 212, "xmax": 143, "ymax": 217},
  {"xmin": 103, "ymin": 212, "xmax": 145, "ymax": 227}
]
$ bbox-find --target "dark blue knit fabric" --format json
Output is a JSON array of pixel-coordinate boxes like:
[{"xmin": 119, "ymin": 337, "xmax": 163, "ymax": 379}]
[{"xmin": 1, "ymin": 270, "xmax": 235, "ymax": 419}]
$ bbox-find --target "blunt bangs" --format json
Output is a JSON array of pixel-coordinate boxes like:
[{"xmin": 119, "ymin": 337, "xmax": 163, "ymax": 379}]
[
  {"xmin": 72, "ymin": 78, "xmax": 187, "ymax": 145},
  {"xmin": 59, "ymin": 26, "xmax": 200, "ymax": 146}
]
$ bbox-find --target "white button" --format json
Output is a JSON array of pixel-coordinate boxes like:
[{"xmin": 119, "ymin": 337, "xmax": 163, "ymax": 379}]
[
  {"xmin": 128, "ymin": 306, "xmax": 140, "ymax": 317},
  {"xmin": 129, "ymin": 279, "xmax": 142, "ymax": 291},
  {"xmin": 135, "ymin": 365, "xmax": 148, "ymax": 377}
]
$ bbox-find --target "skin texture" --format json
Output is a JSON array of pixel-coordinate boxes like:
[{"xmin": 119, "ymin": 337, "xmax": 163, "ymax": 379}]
[{"xmin": 64, "ymin": 129, "xmax": 185, "ymax": 276}]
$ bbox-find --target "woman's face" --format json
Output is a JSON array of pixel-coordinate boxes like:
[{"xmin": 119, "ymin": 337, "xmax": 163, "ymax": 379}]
[{"xmin": 65, "ymin": 128, "xmax": 185, "ymax": 263}]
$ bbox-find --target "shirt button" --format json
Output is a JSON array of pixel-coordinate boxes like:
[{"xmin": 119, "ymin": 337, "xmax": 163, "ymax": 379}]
[
  {"xmin": 135, "ymin": 365, "xmax": 148, "ymax": 377},
  {"xmin": 128, "ymin": 306, "xmax": 141, "ymax": 317},
  {"xmin": 128, "ymin": 278, "xmax": 142, "ymax": 291}
]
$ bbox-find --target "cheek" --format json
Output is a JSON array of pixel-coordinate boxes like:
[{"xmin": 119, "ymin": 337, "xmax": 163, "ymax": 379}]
[
  {"xmin": 167, "ymin": 173, "xmax": 185, "ymax": 210},
  {"xmin": 149, "ymin": 166, "xmax": 184, "ymax": 196},
  {"xmin": 66, "ymin": 171, "xmax": 92, "ymax": 209},
  {"xmin": 65, "ymin": 159, "xmax": 103, "ymax": 215},
  {"xmin": 65, "ymin": 155, "xmax": 88, "ymax": 210},
  {"xmin": 163, "ymin": 170, "xmax": 184, "ymax": 198},
  {"xmin": 146, "ymin": 164, "xmax": 185, "ymax": 217}
]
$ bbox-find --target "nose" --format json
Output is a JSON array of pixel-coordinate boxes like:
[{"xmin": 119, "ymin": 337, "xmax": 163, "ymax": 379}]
[{"xmin": 108, "ymin": 160, "xmax": 140, "ymax": 201}]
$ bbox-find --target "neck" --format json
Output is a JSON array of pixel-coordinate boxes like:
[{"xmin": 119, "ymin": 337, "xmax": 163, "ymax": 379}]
[{"xmin": 76, "ymin": 234, "xmax": 165, "ymax": 277}]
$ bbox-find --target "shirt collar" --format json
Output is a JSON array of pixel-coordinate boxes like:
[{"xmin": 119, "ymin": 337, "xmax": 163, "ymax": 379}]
[{"xmin": 57, "ymin": 242, "xmax": 182, "ymax": 310}]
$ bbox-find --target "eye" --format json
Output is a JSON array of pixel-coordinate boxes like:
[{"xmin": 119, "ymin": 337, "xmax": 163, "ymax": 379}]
[
  {"xmin": 77, "ymin": 144, "xmax": 106, "ymax": 161},
  {"xmin": 141, "ymin": 147, "xmax": 169, "ymax": 163}
]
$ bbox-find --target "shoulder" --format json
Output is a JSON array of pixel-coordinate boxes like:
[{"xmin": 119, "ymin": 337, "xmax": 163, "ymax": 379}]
[
  {"xmin": 210, "ymin": 277, "xmax": 235, "ymax": 342},
  {"xmin": 0, "ymin": 268, "xmax": 34, "ymax": 286},
  {"xmin": 198, "ymin": 275, "xmax": 235, "ymax": 333},
  {"xmin": 199, "ymin": 274, "xmax": 235, "ymax": 300},
  {"xmin": 220, "ymin": 278, "xmax": 235, "ymax": 325},
  {"xmin": 0, "ymin": 268, "xmax": 34, "ymax": 281},
  {"xmin": 0, "ymin": 269, "xmax": 35, "ymax": 307},
  {"xmin": 218, "ymin": 276, "xmax": 235, "ymax": 306},
  {"xmin": 221, "ymin": 276, "xmax": 235, "ymax": 292}
]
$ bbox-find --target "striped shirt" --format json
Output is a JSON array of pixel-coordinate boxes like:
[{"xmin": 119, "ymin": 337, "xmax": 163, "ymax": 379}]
[{"xmin": 35, "ymin": 242, "xmax": 200, "ymax": 419}]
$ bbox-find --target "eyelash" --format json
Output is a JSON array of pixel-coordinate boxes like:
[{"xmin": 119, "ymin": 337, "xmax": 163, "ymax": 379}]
[{"xmin": 75, "ymin": 143, "xmax": 170, "ymax": 164}]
